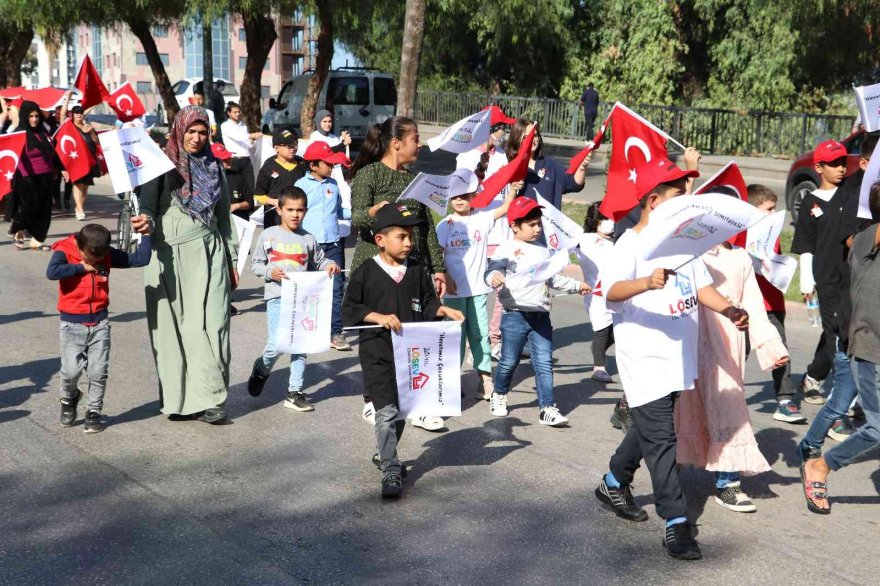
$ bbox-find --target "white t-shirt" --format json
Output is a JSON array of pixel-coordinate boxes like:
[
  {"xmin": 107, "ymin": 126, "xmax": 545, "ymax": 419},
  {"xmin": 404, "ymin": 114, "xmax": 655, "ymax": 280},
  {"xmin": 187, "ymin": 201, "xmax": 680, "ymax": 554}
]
[
  {"xmin": 220, "ymin": 119, "xmax": 251, "ymax": 157},
  {"xmin": 436, "ymin": 211, "xmax": 495, "ymax": 298},
  {"xmin": 603, "ymin": 229, "xmax": 713, "ymax": 408},
  {"xmin": 455, "ymin": 148, "xmax": 510, "ymax": 247},
  {"xmin": 309, "ymin": 131, "xmax": 342, "ymax": 149},
  {"xmin": 373, "ymin": 254, "xmax": 407, "ymax": 283},
  {"xmin": 575, "ymin": 232, "xmax": 614, "ymax": 331}
]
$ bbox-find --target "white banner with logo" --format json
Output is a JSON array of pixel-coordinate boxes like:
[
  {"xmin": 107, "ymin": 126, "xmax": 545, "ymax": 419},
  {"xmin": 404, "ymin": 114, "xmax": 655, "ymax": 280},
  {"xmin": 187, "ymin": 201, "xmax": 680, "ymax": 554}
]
[
  {"xmin": 98, "ymin": 125, "xmax": 174, "ymax": 193},
  {"xmin": 427, "ymin": 110, "xmax": 492, "ymax": 153},
  {"xmin": 231, "ymin": 213, "xmax": 257, "ymax": 276},
  {"xmin": 858, "ymin": 139, "xmax": 880, "ymax": 219},
  {"xmin": 854, "ymin": 82, "xmax": 880, "ymax": 133},
  {"xmin": 274, "ymin": 272, "xmax": 333, "ymax": 355},
  {"xmin": 751, "ymin": 254, "xmax": 798, "ymax": 294},
  {"xmin": 504, "ymin": 249, "xmax": 572, "ymax": 289},
  {"xmin": 398, "ymin": 168, "xmax": 479, "ymax": 215},
  {"xmin": 744, "ymin": 209, "xmax": 796, "ymax": 293},
  {"xmin": 536, "ymin": 191, "xmax": 581, "ymax": 254},
  {"xmin": 392, "ymin": 321, "xmax": 462, "ymax": 418},
  {"xmin": 332, "ymin": 164, "xmax": 352, "ymax": 237},
  {"xmin": 639, "ymin": 193, "xmax": 765, "ymax": 263}
]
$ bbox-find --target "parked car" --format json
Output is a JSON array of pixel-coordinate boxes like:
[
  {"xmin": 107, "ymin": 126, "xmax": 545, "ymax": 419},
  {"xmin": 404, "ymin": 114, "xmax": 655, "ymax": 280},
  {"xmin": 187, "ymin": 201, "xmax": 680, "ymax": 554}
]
[
  {"xmin": 171, "ymin": 77, "xmax": 240, "ymax": 110},
  {"xmin": 786, "ymin": 128, "xmax": 865, "ymax": 222},
  {"xmin": 273, "ymin": 67, "xmax": 396, "ymax": 143}
]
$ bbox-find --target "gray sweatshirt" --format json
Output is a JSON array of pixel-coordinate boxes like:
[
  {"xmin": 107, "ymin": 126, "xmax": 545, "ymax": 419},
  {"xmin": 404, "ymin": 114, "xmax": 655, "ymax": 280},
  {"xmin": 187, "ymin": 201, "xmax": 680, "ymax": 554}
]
[
  {"xmin": 251, "ymin": 226, "xmax": 332, "ymax": 300},
  {"xmin": 484, "ymin": 239, "xmax": 581, "ymax": 312}
]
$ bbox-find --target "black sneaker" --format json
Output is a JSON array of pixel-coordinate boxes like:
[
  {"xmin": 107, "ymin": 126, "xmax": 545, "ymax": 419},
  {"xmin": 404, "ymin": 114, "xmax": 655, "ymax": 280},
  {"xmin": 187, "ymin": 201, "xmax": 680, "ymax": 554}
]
[
  {"xmin": 83, "ymin": 410, "xmax": 105, "ymax": 434},
  {"xmin": 247, "ymin": 360, "xmax": 269, "ymax": 397},
  {"xmin": 714, "ymin": 482, "xmax": 757, "ymax": 512},
  {"xmin": 196, "ymin": 405, "xmax": 227, "ymax": 424},
  {"xmin": 60, "ymin": 391, "xmax": 82, "ymax": 427},
  {"xmin": 595, "ymin": 476, "xmax": 648, "ymax": 522},
  {"xmin": 381, "ymin": 472, "xmax": 403, "ymax": 498},
  {"xmin": 663, "ymin": 523, "xmax": 702, "ymax": 560},
  {"xmin": 798, "ymin": 440, "xmax": 822, "ymax": 464},
  {"xmin": 371, "ymin": 454, "xmax": 408, "ymax": 477},
  {"xmin": 284, "ymin": 391, "xmax": 314, "ymax": 412},
  {"xmin": 827, "ymin": 417, "xmax": 856, "ymax": 441},
  {"xmin": 609, "ymin": 397, "xmax": 633, "ymax": 432}
]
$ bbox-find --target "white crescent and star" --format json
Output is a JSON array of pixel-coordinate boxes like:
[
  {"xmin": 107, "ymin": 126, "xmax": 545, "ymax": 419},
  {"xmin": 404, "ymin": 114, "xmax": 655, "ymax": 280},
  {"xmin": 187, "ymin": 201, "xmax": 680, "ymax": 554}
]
[
  {"xmin": 624, "ymin": 137, "xmax": 652, "ymax": 184},
  {"xmin": 0, "ymin": 149, "xmax": 20, "ymax": 181},
  {"xmin": 59, "ymin": 135, "xmax": 78, "ymax": 159},
  {"xmin": 116, "ymin": 94, "xmax": 134, "ymax": 116}
]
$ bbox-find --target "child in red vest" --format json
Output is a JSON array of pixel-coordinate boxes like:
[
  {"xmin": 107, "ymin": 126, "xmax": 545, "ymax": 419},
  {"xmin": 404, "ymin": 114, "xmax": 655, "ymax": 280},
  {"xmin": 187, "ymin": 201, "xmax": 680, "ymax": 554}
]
[{"xmin": 46, "ymin": 224, "xmax": 152, "ymax": 433}]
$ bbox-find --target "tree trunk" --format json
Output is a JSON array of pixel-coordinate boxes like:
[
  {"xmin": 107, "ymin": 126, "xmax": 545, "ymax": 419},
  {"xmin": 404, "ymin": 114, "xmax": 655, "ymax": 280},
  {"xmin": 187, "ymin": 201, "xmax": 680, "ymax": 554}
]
[
  {"xmin": 1, "ymin": 25, "xmax": 34, "ymax": 87},
  {"xmin": 240, "ymin": 11, "xmax": 277, "ymax": 132},
  {"xmin": 300, "ymin": 0, "xmax": 334, "ymax": 137},
  {"xmin": 202, "ymin": 17, "xmax": 214, "ymax": 112},
  {"xmin": 126, "ymin": 17, "xmax": 179, "ymax": 124},
  {"xmin": 397, "ymin": 0, "xmax": 427, "ymax": 118}
]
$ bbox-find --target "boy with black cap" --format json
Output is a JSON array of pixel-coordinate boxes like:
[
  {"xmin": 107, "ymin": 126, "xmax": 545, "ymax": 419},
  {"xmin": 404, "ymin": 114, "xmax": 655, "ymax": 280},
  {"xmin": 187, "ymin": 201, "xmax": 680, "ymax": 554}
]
[
  {"xmin": 343, "ymin": 203, "xmax": 464, "ymax": 498},
  {"xmin": 254, "ymin": 127, "xmax": 306, "ymax": 226},
  {"xmin": 595, "ymin": 159, "xmax": 749, "ymax": 560}
]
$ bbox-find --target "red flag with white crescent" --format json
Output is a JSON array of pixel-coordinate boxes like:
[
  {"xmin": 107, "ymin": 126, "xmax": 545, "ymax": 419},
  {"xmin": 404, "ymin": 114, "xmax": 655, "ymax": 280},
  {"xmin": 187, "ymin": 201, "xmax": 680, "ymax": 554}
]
[
  {"xmin": 0, "ymin": 131, "xmax": 27, "ymax": 200},
  {"xmin": 693, "ymin": 161, "xmax": 749, "ymax": 246},
  {"xmin": 470, "ymin": 127, "xmax": 536, "ymax": 209},
  {"xmin": 54, "ymin": 120, "xmax": 97, "ymax": 183},
  {"xmin": 599, "ymin": 105, "xmax": 670, "ymax": 221},
  {"xmin": 73, "ymin": 55, "xmax": 111, "ymax": 110},
  {"xmin": 108, "ymin": 82, "xmax": 146, "ymax": 122}
]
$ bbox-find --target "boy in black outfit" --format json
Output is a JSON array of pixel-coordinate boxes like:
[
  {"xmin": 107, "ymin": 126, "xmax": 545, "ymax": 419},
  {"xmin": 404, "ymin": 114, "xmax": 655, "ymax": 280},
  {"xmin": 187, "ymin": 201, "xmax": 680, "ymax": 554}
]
[
  {"xmin": 254, "ymin": 127, "xmax": 306, "ymax": 226},
  {"xmin": 342, "ymin": 204, "xmax": 464, "ymax": 498}
]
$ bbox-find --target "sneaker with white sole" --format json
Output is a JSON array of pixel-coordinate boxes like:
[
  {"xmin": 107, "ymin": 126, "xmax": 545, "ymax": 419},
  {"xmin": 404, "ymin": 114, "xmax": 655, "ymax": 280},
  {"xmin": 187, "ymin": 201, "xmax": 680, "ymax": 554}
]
[
  {"xmin": 800, "ymin": 374, "xmax": 826, "ymax": 405},
  {"xmin": 827, "ymin": 417, "xmax": 856, "ymax": 441},
  {"xmin": 539, "ymin": 405, "xmax": 569, "ymax": 426},
  {"xmin": 714, "ymin": 482, "xmax": 757, "ymax": 513},
  {"xmin": 480, "ymin": 372, "xmax": 494, "ymax": 401},
  {"xmin": 591, "ymin": 368, "xmax": 613, "ymax": 383},
  {"xmin": 773, "ymin": 400, "xmax": 808, "ymax": 424},
  {"xmin": 490, "ymin": 392, "xmax": 508, "ymax": 417},
  {"xmin": 410, "ymin": 415, "xmax": 444, "ymax": 431},
  {"xmin": 75, "ymin": 211, "xmax": 86, "ymax": 221},
  {"xmin": 330, "ymin": 334, "xmax": 352, "ymax": 351},
  {"xmin": 284, "ymin": 391, "xmax": 314, "ymax": 412},
  {"xmin": 362, "ymin": 402, "xmax": 376, "ymax": 425},
  {"xmin": 491, "ymin": 343, "xmax": 502, "ymax": 361}
]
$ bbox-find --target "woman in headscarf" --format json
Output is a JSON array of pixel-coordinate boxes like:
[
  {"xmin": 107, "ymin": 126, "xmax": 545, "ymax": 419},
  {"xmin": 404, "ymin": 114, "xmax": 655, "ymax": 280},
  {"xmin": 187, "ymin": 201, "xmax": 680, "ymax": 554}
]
[
  {"xmin": 131, "ymin": 106, "xmax": 239, "ymax": 424},
  {"xmin": 10, "ymin": 100, "xmax": 59, "ymax": 250},
  {"xmin": 309, "ymin": 109, "xmax": 351, "ymax": 153}
]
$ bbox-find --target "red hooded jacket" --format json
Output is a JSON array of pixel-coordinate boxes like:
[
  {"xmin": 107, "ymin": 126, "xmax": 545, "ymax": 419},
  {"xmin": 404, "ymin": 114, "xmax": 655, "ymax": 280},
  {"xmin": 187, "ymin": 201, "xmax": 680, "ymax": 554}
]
[{"xmin": 50, "ymin": 235, "xmax": 112, "ymax": 319}]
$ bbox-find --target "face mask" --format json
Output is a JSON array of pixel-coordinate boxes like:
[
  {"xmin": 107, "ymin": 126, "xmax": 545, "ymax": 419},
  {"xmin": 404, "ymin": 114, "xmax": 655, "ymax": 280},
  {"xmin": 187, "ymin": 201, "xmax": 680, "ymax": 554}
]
[{"xmin": 597, "ymin": 219, "xmax": 614, "ymax": 235}]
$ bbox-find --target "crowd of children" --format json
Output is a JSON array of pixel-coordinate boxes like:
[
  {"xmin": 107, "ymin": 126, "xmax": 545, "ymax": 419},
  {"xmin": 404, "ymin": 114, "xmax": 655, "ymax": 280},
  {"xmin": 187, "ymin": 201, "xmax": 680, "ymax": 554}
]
[{"xmin": 39, "ymin": 108, "xmax": 880, "ymax": 561}]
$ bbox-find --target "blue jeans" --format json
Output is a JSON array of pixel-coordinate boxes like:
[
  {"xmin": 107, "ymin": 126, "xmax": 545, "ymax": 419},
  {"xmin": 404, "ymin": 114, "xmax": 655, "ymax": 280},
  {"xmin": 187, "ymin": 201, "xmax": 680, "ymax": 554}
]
[
  {"xmin": 320, "ymin": 240, "xmax": 345, "ymax": 336},
  {"xmin": 802, "ymin": 338, "xmax": 858, "ymax": 449},
  {"xmin": 824, "ymin": 357, "xmax": 880, "ymax": 470},
  {"xmin": 715, "ymin": 471, "xmax": 740, "ymax": 489},
  {"xmin": 493, "ymin": 309, "xmax": 555, "ymax": 408},
  {"xmin": 256, "ymin": 298, "xmax": 306, "ymax": 393},
  {"xmin": 59, "ymin": 319, "xmax": 111, "ymax": 412}
]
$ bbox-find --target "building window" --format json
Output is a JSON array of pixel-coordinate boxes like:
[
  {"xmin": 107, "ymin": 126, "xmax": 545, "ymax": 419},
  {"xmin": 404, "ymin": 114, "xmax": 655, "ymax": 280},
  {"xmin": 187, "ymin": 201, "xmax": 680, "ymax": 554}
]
[
  {"xmin": 239, "ymin": 56, "xmax": 247, "ymax": 70},
  {"xmin": 184, "ymin": 16, "xmax": 231, "ymax": 81},
  {"xmin": 239, "ymin": 28, "xmax": 246, "ymax": 41},
  {"xmin": 152, "ymin": 26, "xmax": 169, "ymax": 38},
  {"xmin": 292, "ymin": 30, "xmax": 303, "ymax": 51},
  {"xmin": 136, "ymin": 52, "xmax": 169, "ymax": 66},
  {"xmin": 136, "ymin": 81, "xmax": 152, "ymax": 94},
  {"xmin": 261, "ymin": 85, "xmax": 271, "ymax": 98},
  {"xmin": 292, "ymin": 57, "xmax": 302, "ymax": 77},
  {"xmin": 91, "ymin": 26, "xmax": 103, "ymax": 76}
]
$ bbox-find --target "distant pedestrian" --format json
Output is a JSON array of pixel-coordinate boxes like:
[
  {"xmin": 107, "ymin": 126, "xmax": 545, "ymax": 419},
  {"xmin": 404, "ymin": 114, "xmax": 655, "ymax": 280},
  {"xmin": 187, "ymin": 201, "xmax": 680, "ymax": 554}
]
[
  {"xmin": 309, "ymin": 109, "xmax": 352, "ymax": 154},
  {"xmin": 578, "ymin": 82, "xmax": 600, "ymax": 139}
]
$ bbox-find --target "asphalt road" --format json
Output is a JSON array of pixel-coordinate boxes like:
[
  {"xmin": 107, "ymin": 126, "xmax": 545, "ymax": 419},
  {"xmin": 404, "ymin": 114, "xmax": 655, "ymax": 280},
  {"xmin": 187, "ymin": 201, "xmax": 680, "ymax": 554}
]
[{"xmin": 1, "ymin": 185, "xmax": 877, "ymax": 585}]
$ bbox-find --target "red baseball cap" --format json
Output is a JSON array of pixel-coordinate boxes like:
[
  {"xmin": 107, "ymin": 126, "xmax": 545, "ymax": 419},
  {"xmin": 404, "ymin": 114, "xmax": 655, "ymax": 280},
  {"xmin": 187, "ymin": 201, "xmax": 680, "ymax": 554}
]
[
  {"xmin": 635, "ymin": 159, "xmax": 699, "ymax": 199},
  {"xmin": 814, "ymin": 140, "xmax": 847, "ymax": 165},
  {"xmin": 303, "ymin": 141, "xmax": 351, "ymax": 167},
  {"xmin": 507, "ymin": 196, "xmax": 543, "ymax": 224},
  {"xmin": 210, "ymin": 143, "xmax": 233, "ymax": 161}
]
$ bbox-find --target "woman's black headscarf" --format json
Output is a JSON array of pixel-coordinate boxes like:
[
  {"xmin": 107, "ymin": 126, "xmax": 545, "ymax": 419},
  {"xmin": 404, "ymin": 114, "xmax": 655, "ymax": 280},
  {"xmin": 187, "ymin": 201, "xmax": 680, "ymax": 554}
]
[{"xmin": 15, "ymin": 101, "xmax": 55, "ymax": 163}]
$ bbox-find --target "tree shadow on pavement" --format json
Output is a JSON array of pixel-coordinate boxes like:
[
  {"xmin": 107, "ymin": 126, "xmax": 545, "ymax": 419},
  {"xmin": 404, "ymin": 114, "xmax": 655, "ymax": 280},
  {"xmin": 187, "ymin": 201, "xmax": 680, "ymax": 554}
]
[
  {"xmin": 0, "ymin": 310, "xmax": 47, "ymax": 326},
  {"xmin": 0, "ymin": 357, "xmax": 58, "ymax": 407}
]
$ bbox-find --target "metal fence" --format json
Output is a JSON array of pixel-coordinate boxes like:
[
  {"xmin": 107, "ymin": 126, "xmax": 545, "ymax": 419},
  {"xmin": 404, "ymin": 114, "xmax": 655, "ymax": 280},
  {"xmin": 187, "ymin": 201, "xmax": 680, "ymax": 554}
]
[{"xmin": 415, "ymin": 91, "xmax": 855, "ymax": 158}]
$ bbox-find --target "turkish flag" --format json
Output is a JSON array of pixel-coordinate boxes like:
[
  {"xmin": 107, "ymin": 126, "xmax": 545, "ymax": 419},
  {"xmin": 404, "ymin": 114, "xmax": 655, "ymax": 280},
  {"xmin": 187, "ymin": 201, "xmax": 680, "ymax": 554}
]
[
  {"xmin": 0, "ymin": 131, "xmax": 27, "ymax": 200},
  {"xmin": 470, "ymin": 127, "xmax": 536, "ymax": 208},
  {"xmin": 482, "ymin": 105, "xmax": 516, "ymax": 126},
  {"xmin": 54, "ymin": 120, "xmax": 97, "ymax": 183},
  {"xmin": 73, "ymin": 55, "xmax": 110, "ymax": 111},
  {"xmin": 22, "ymin": 87, "xmax": 67, "ymax": 110},
  {"xmin": 108, "ymin": 82, "xmax": 146, "ymax": 122},
  {"xmin": 693, "ymin": 161, "xmax": 750, "ymax": 246},
  {"xmin": 599, "ymin": 105, "xmax": 670, "ymax": 221},
  {"xmin": 566, "ymin": 107, "xmax": 615, "ymax": 174},
  {"xmin": 93, "ymin": 141, "xmax": 109, "ymax": 176}
]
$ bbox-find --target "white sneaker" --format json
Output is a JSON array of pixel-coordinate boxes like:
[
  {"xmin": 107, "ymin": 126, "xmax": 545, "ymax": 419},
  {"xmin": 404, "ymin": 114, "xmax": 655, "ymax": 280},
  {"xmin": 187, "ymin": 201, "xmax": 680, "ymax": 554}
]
[
  {"xmin": 539, "ymin": 405, "xmax": 569, "ymax": 427},
  {"xmin": 362, "ymin": 402, "xmax": 376, "ymax": 425},
  {"xmin": 491, "ymin": 343, "xmax": 502, "ymax": 361},
  {"xmin": 75, "ymin": 211, "xmax": 86, "ymax": 221},
  {"xmin": 490, "ymin": 392, "xmax": 508, "ymax": 417},
  {"xmin": 411, "ymin": 415, "xmax": 444, "ymax": 431},
  {"xmin": 591, "ymin": 368, "xmax": 613, "ymax": 383}
]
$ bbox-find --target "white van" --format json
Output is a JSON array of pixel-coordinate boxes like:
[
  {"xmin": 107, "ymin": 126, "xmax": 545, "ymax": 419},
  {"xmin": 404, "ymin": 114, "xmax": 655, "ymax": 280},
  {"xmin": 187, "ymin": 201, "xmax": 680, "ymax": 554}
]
[
  {"xmin": 172, "ymin": 78, "xmax": 240, "ymax": 110},
  {"xmin": 273, "ymin": 68, "xmax": 396, "ymax": 141}
]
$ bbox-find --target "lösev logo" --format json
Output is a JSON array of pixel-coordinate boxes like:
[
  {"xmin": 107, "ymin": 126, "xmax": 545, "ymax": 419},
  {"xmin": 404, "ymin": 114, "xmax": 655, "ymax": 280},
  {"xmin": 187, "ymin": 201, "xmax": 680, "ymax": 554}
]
[
  {"xmin": 299, "ymin": 294, "xmax": 320, "ymax": 331},
  {"xmin": 409, "ymin": 346, "xmax": 431, "ymax": 390}
]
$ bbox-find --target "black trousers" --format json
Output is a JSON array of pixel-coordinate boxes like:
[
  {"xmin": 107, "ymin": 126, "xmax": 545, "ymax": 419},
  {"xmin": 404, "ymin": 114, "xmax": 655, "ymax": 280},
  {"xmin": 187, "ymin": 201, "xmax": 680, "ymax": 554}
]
[
  {"xmin": 609, "ymin": 392, "xmax": 686, "ymax": 520},
  {"xmin": 768, "ymin": 311, "xmax": 796, "ymax": 400},
  {"xmin": 806, "ymin": 283, "xmax": 840, "ymax": 381},
  {"xmin": 10, "ymin": 173, "xmax": 53, "ymax": 242},
  {"xmin": 591, "ymin": 325, "xmax": 614, "ymax": 367},
  {"xmin": 585, "ymin": 112, "xmax": 597, "ymax": 139}
]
